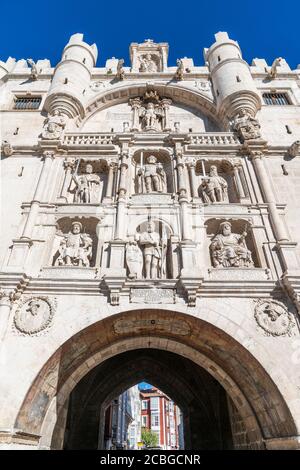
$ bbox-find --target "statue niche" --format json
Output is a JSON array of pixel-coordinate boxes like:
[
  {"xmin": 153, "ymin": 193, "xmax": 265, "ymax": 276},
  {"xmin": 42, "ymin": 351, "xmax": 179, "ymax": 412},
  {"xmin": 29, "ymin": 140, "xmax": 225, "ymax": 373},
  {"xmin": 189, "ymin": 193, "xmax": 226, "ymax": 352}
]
[
  {"xmin": 129, "ymin": 89, "xmax": 172, "ymax": 132},
  {"xmin": 209, "ymin": 220, "xmax": 254, "ymax": 268},
  {"xmin": 196, "ymin": 161, "xmax": 239, "ymax": 204},
  {"xmin": 66, "ymin": 160, "xmax": 107, "ymax": 204},
  {"xmin": 55, "ymin": 221, "xmax": 92, "ymax": 267},
  {"xmin": 133, "ymin": 152, "xmax": 171, "ymax": 195},
  {"xmin": 52, "ymin": 217, "xmax": 99, "ymax": 267},
  {"xmin": 126, "ymin": 220, "xmax": 171, "ymax": 279}
]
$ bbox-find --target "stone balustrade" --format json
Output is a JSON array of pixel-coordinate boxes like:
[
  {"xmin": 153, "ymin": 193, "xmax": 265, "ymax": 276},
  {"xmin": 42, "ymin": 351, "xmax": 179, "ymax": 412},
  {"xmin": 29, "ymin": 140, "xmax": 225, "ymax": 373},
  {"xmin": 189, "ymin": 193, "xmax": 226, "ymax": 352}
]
[
  {"xmin": 63, "ymin": 133, "xmax": 114, "ymax": 145},
  {"xmin": 188, "ymin": 133, "xmax": 239, "ymax": 145}
]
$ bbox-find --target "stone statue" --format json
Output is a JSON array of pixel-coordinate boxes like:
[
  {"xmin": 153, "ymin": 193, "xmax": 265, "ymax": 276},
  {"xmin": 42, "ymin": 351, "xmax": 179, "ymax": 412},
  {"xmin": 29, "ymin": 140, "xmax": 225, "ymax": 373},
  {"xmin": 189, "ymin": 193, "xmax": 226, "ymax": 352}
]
[
  {"xmin": 56, "ymin": 221, "xmax": 93, "ymax": 267},
  {"xmin": 27, "ymin": 58, "xmax": 38, "ymax": 80},
  {"xmin": 200, "ymin": 165, "xmax": 228, "ymax": 203},
  {"xmin": 269, "ymin": 57, "xmax": 282, "ymax": 79},
  {"xmin": 175, "ymin": 59, "xmax": 184, "ymax": 81},
  {"xmin": 138, "ymin": 220, "xmax": 167, "ymax": 279},
  {"xmin": 125, "ymin": 240, "xmax": 143, "ymax": 279},
  {"xmin": 139, "ymin": 53, "xmax": 157, "ymax": 73},
  {"xmin": 141, "ymin": 102, "xmax": 161, "ymax": 130},
  {"xmin": 116, "ymin": 59, "xmax": 125, "ymax": 80},
  {"xmin": 72, "ymin": 163, "xmax": 101, "ymax": 203},
  {"xmin": 1, "ymin": 140, "xmax": 13, "ymax": 157},
  {"xmin": 157, "ymin": 162, "xmax": 167, "ymax": 193},
  {"xmin": 137, "ymin": 155, "xmax": 166, "ymax": 193},
  {"xmin": 42, "ymin": 110, "xmax": 66, "ymax": 140},
  {"xmin": 232, "ymin": 108, "xmax": 261, "ymax": 142},
  {"xmin": 210, "ymin": 221, "xmax": 253, "ymax": 268}
]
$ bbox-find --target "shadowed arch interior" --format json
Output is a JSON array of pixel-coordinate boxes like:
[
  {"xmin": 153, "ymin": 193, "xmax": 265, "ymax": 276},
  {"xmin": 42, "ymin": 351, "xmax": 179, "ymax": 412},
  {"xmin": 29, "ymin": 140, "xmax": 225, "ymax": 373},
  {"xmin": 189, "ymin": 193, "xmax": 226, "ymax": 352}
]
[
  {"xmin": 61, "ymin": 349, "xmax": 233, "ymax": 449},
  {"xmin": 15, "ymin": 309, "xmax": 298, "ymax": 450}
]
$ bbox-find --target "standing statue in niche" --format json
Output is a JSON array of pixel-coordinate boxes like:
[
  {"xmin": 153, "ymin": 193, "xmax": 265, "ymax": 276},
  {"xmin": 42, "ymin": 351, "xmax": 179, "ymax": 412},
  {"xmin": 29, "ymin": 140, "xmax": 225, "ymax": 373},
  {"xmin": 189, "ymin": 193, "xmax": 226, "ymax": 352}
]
[
  {"xmin": 125, "ymin": 240, "xmax": 143, "ymax": 279},
  {"xmin": 137, "ymin": 155, "xmax": 167, "ymax": 193},
  {"xmin": 210, "ymin": 221, "xmax": 253, "ymax": 268},
  {"xmin": 42, "ymin": 110, "xmax": 66, "ymax": 140},
  {"xmin": 72, "ymin": 163, "xmax": 101, "ymax": 203},
  {"xmin": 141, "ymin": 102, "xmax": 162, "ymax": 130},
  {"xmin": 232, "ymin": 108, "xmax": 261, "ymax": 142},
  {"xmin": 200, "ymin": 165, "xmax": 228, "ymax": 203},
  {"xmin": 139, "ymin": 220, "xmax": 167, "ymax": 279},
  {"xmin": 56, "ymin": 221, "xmax": 93, "ymax": 267}
]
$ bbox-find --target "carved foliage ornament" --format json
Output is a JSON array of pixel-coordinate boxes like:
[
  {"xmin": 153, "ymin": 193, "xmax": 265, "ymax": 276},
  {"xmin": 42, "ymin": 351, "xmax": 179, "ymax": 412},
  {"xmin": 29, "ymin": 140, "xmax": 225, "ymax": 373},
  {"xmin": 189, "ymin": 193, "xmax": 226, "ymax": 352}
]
[
  {"xmin": 13, "ymin": 296, "xmax": 56, "ymax": 335},
  {"xmin": 254, "ymin": 299, "xmax": 295, "ymax": 337}
]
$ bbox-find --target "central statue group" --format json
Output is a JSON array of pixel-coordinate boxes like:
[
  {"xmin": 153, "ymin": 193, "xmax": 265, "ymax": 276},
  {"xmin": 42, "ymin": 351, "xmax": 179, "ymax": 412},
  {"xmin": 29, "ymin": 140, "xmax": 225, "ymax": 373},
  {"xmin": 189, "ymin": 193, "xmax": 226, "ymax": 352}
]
[{"xmin": 126, "ymin": 220, "xmax": 168, "ymax": 280}]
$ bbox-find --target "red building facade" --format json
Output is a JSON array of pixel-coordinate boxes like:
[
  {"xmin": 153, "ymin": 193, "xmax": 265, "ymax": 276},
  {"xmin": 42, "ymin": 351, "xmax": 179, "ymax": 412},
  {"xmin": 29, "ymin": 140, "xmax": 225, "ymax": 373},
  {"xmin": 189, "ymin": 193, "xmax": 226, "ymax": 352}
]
[{"xmin": 140, "ymin": 388, "xmax": 182, "ymax": 449}]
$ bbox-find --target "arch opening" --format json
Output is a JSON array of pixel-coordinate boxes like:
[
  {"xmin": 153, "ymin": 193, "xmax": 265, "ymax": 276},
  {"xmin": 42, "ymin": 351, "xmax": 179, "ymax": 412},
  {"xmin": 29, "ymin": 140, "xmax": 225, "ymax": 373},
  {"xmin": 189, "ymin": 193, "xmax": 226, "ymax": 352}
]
[
  {"xmin": 15, "ymin": 309, "xmax": 298, "ymax": 450},
  {"xmin": 61, "ymin": 349, "xmax": 234, "ymax": 450}
]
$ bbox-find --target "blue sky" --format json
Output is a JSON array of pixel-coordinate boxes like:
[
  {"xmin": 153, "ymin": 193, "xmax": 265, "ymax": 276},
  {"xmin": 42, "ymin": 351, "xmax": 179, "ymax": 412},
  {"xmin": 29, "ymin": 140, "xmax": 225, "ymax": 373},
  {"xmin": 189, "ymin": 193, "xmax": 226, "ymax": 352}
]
[
  {"xmin": 138, "ymin": 382, "xmax": 153, "ymax": 390},
  {"xmin": 1, "ymin": 0, "xmax": 299, "ymax": 69}
]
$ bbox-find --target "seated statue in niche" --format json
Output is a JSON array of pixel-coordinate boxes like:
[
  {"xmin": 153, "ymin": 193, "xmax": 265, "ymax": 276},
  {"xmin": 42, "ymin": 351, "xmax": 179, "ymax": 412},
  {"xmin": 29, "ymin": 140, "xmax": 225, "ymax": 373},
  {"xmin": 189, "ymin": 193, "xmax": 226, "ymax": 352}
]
[
  {"xmin": 42, "ymin": 110, "xmax": 66, "ymax": 140},
  {"xmin": 139, "ymin": 53, "xmax": 158, "ymax": 73},
  {"xmin": 125, "ymin": 240, "xmax": 143, "ymax": 279},
  {"xmin": 232, "ymin": 108, "xmax": 261, "ymax": 142},
  {"xmin": 210, "ymin": 221, "xmax": 253, "ymax": 268},
  {"xmin": 137, "ymin": 155, "xmax": 167, "ymax": 193},
  {"xmin": 138, "ymin": 220, "xmax": 167, "ymax": 279},
  {"xmin": 56, "ymin": 221, "xmax": 93, "ymax": 267},
  {"xmin": 200, "ymin": 165, "xmax": 228, "ymax": 203},
  {"xmin": 72, "ymin": 163, "xmax": 101, "ymax": 203}
]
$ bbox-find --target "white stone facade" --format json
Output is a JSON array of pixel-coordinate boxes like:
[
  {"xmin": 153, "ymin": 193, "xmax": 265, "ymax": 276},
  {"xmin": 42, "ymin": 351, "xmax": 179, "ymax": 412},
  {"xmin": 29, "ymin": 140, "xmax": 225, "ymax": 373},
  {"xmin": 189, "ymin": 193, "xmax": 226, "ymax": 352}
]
[{"xmin": 0, "ymin": 32, "xmax": 300, "ymax": 450}]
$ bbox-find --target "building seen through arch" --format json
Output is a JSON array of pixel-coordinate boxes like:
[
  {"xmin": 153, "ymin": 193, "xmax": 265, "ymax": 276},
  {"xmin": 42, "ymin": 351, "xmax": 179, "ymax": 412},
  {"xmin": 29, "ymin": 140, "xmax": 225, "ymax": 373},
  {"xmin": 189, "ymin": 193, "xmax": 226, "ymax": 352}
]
[{"xmin": 1, "ymin": 32, "xmax": 300, "ymax": 450}]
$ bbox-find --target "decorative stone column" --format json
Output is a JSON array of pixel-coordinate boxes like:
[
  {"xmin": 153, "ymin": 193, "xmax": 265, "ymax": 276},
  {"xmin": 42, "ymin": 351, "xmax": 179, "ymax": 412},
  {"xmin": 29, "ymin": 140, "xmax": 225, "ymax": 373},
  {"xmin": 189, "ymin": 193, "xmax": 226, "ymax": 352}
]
[
  {"xmin": 0, "ymin": 290, "xmax": 12, "ymax": 342},
  {"xmin": 114, "ymin": 148, "xmax": 129, "ymax": 241},
  {"xmin": 129, "ymin": 98, "xmax": 141, "ymax": 132},
  {"xmin": 250, "ymin": 150, "xmax": 289, "ymax": 242},
  {"xmin": 161, "ymin": 98, "xmax": 172, "ymax": 131},
  {"xmin": 187, "ymin": 159, "xmax": 198, "ymax": 198},
  {"xmin": 176, "ymin": 150, "xmax": 192, "ymax": 242},
  {"xmin": 21, "ymin": 150, "xmax": 55, "ymax": 239},
  {"xmin": 105, "ymin": 161, "xmax": 117, "ymax": 199},
  {"xmin": 60, "ymin": 157, "xmax": 76, "ymax": 200}
]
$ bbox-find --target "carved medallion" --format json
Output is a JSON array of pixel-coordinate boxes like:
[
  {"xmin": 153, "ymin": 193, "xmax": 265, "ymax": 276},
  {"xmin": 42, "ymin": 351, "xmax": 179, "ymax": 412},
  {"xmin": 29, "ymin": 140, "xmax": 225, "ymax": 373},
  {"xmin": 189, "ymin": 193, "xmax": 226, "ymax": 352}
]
[
  {"xmin": 13, "ymin": 296, "xmax": 56, "ymax": 335},
  {"xmin": 254, "ymin": 299, "xmax": 295, "ymax": 337}
]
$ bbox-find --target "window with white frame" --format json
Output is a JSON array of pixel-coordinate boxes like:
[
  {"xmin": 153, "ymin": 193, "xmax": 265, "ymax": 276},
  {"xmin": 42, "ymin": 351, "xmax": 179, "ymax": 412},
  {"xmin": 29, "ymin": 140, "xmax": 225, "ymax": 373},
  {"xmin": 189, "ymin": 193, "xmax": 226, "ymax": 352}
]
[
  {"xmin": 151, "ymin": 413, "xmax": 159, "ymax": 427},
  {"xmin": 150, "ymin": 396, "xmax": 159, "ymax": 411},
  {"xmin": 142, "ymin": 400, "xmax": 148, "ymax": 410}
]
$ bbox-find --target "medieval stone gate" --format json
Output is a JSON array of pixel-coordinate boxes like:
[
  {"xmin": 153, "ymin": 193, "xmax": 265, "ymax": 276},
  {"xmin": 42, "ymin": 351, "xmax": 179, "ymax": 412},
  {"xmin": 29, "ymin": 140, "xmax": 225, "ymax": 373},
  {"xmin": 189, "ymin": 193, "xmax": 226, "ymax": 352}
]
[{"xmin": 1, "ymin": 32, "xmax": 300, "ymax": 449}]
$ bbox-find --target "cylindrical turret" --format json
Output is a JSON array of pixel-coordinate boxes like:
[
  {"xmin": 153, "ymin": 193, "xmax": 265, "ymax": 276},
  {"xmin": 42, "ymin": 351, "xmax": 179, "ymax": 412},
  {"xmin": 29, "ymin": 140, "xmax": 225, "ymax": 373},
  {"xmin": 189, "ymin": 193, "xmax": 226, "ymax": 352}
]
[
  {"xmin": 204, "ymin": 32, "xmax": 261, "ymax": 125},
  {"xmin": 44, "ymin": 33, "xmax": 97, "ymax": 118}
]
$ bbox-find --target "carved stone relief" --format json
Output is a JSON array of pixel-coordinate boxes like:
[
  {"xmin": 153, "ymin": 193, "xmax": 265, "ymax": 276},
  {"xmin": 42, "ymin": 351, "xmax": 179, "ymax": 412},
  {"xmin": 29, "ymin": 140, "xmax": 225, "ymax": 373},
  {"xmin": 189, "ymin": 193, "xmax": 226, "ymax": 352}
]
[
  {"xmin": 231, "ymin": 108, "xmax": 261, "ymax": 142},
  {"xmin": 210, "ymin": 221, "xmax": 253, "ymax": 268},
  {"xmin": 13, "ymin": 296, "xmax": 56, "ymax": 335},
  {"xmin": 254, "ymin": 299, "xmax": 296, "ymax": 336},
  {"xmin": 42, "ymin": 110, "xmax": 66, "ymax": 140},
  {"xmin": 138, "ymin": 53, "xmax": 159, "ymax": 72}
]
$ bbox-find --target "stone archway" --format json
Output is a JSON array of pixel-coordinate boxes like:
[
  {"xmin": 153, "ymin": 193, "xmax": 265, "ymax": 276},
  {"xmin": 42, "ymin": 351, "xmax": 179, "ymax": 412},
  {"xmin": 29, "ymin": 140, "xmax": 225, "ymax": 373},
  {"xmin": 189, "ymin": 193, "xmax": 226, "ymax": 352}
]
[
  {"xmin": 61, "ymin": 348, "xmax": 233, "ymax": 450},
  {"xmin": 14, "ymin": 309, "xmax": 298, "ymax": 450}
]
